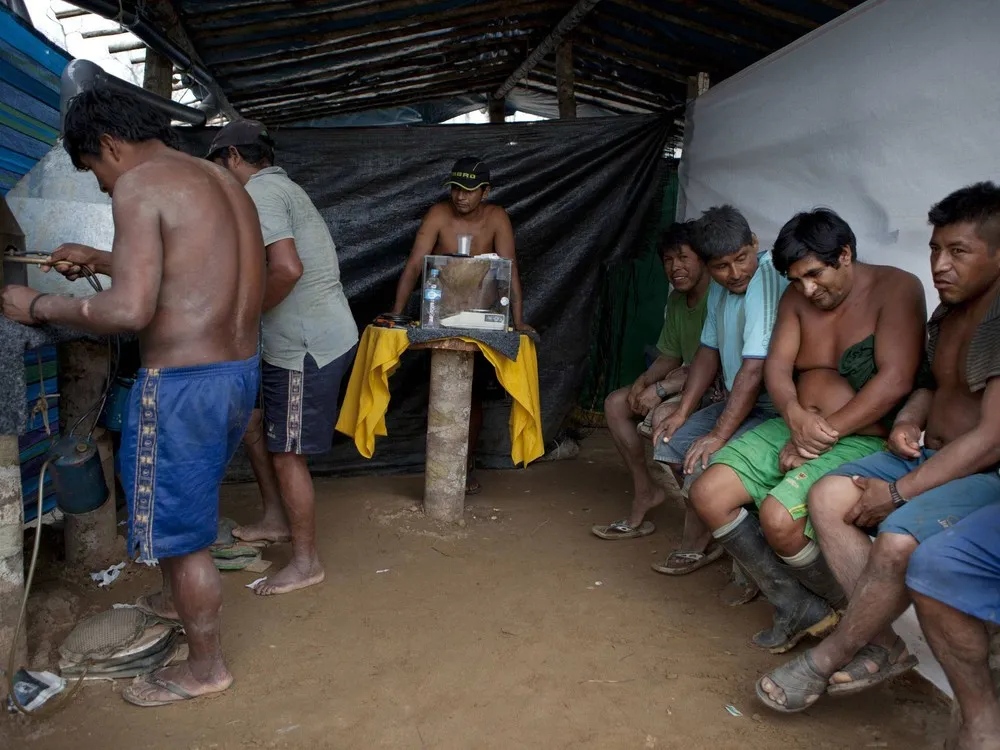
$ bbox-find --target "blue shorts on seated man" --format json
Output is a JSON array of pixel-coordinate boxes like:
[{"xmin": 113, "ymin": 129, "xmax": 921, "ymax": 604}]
[
  {"xmin": 906, "ymin": 502, "xmax": 1000, "ymax": 624},
  {"xmin": 120, "ymin": 355, "xmax": 259, "ymax": 564},
  {"xmin": 827, "ymin": 447, "xmax": 1000, "ymax": 542}
]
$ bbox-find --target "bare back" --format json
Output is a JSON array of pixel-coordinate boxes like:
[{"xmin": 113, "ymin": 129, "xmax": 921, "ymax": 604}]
[{"xmin": 116, "ymin": 150, "xmax": 264, "ymax": 368}]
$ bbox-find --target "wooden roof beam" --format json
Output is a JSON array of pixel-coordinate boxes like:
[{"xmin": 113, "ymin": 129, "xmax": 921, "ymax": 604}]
[
  {"xmin": 613, "ymin": 0, "xmax": 770, "ymax": 52},
  {"xmin": 494, "ymin": 0, "xmax": 606, "ymax": 100}
]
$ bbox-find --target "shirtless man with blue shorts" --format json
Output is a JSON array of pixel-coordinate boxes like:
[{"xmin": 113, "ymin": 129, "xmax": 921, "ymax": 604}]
[{"xmin": 0, "ymin": 88, "xmax": 264, "ymax": 706}]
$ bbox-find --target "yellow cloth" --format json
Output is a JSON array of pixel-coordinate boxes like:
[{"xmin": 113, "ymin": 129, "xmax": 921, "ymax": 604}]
[{"xmin": 336, "ymin": 326, "xmax": 544, "ymax": 466}]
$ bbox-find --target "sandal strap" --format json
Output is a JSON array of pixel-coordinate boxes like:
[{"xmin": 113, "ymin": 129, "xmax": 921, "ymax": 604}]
[{"xmin": 762, "ymin": 652, "xmax": 829, "ymax": 711}]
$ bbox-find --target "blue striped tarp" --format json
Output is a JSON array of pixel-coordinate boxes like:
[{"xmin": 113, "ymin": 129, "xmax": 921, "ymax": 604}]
[{"xmin": 0, "ymin": 7, "xmax": 70, "ymax": 196}]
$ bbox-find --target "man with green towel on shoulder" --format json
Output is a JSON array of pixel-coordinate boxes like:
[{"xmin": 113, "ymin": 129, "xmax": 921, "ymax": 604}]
[{"xmin": 688, "ymin": 209, "xmax": 929, "ymax": 654}]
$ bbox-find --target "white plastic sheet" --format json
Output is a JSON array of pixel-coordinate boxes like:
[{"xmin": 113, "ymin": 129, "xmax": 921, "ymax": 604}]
[{"xmin": 679, "ymin": 0, "xmax": 1000, "ymax": 313}]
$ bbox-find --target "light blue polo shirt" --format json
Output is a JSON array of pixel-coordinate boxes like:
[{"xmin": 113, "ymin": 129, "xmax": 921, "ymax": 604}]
[{"xmin": 700, "ymin": 250, "xmax": 788, "ymax": 393}]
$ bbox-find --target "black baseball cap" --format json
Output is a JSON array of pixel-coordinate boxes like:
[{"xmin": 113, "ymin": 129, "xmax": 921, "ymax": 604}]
[
  {"xmin": 206, "ymin": 119, "xmax": 274, "ymax": 159},
  {"xmin": 444, "ymin": 158, "xmax": 490, "ymax": 191}
]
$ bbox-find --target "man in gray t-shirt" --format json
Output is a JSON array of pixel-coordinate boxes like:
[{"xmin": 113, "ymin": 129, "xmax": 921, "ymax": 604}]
[{"xmin": 210, "ymin": 119, "xmax": 358, "ymax": 596}]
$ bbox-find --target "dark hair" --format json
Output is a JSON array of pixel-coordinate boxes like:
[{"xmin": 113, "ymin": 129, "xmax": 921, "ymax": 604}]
[
  {"xmin": 221, "ymin": 142, "xmax": 275, "ymax": 169},
  {"xmin": 659, "ymin": 221, "xmax": 696, "ymax": 262},
  {"xmin": 691, "ymin": 205, "xmax": 753, "ymax": 261},
  {"xmin": 771, "ymin": 209, "xmax": 857, "ymax": 276},
  {"xmin": 62, "ymin": 87, "xmax": 177, "ymax": 170},
  {"xmin": 928, "ymin": 182, "xmax": 1000, "ymax": 252}
]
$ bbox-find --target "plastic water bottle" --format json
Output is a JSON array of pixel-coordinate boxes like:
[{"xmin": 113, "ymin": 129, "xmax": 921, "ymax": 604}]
[{"xmin": 423, "ymin": 268, "xmax": 442, "ymax": 326}]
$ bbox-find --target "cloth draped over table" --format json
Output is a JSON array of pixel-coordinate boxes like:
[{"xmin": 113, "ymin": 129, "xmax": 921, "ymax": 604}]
[{"xmin": 337, "ymin": 326, "xmax": 543, "ymax": 466}]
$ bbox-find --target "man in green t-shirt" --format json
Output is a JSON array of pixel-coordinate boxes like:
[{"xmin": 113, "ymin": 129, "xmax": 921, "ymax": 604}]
[{"xmin": 592, "ymin": 222, "xmax": 710, "ymax": 541}]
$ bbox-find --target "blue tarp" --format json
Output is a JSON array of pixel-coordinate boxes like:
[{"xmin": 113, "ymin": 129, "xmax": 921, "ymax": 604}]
[{"xmin": 0, "ymin": 6, "xmax": 71, "ymax": 195}]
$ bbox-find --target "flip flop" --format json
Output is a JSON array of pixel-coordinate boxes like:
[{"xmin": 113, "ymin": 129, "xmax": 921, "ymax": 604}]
[
  {"xmin": 230, "ymin": 527, "xmax": 290, "ymax": 548},
  {"xmin": 756, "ymin": 651, "xmax": 830, "ymax": 714},
  {"xmin": 591, "ymin": 519, "xmax": 655, "ymax": 540},
  {"xmin": 651, "ymin": 545, "xmax": 724, "ymax": 575},
  {"xmin": 827, "ymin": 639, "xmax": 918, "ymax": 697},
  {"xmin": 122, "ymin": 671, "xmax": 227, "ymax": 707},
  {"xmin": 134, "ymin": 595, "xmax": 182, "ymax": 628}
]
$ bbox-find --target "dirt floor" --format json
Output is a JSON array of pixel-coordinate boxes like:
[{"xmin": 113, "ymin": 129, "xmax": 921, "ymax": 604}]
[{"xmin": 3, "ymin": 430, "xmax": 948, "ymax": 749}]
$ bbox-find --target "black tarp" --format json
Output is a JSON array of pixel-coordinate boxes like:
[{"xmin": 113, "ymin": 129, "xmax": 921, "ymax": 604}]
[{"xmin": 179, "ymin": 115, "xmax": 670, "ymax": 477}]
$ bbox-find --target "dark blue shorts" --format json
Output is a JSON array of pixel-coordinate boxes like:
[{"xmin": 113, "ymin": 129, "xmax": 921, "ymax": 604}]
[
  {"xmin": 906, "ymin": 502, "xmax": 1000, "ymax": 624},
  {"xmin": 828, "ymin": 448, "xmax": 1000, "ymax": 542},
  {"xmin": 262, "ymin": 347, "xmax": 356, "ymax": 455},
  {"xmin": 121, "ymin": 355, "xmax": 258, "ymax": 563}
]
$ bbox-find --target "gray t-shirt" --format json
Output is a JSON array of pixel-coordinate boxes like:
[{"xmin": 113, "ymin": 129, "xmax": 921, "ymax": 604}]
[{"xmin": 245, "ymin": 166, "xmax": 358, "ymax": 372}]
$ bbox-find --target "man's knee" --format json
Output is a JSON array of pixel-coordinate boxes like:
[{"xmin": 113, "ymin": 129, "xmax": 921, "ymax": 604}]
[
  {"xmin": 807, "ymin": 475, "xmax": 860, "ymax": 531},
  {"xmin": 872, "ymin": 531, "xmax": 919, "ymax": 574},
  {"xmin": 760, "ymin": 497, "xmax": 806, "ymax": 554},
  {"xmin": 605, "ymin": 388, "xmax": 632, "ymax": 420},
  {"xmin": 689, "ymin": 465, "xmax": 739, "ymax": 523}
]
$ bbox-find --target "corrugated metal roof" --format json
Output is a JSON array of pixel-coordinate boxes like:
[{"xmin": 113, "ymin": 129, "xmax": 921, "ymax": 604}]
[
  {"xmin": 167, "ymin": 0, "xmax": 861, "ymax": 124},
  {"xmin": 0, "ymin": 6, "xmax": 71, "ymax": 194}
]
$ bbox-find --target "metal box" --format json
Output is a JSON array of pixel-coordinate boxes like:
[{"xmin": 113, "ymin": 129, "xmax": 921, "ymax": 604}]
[{"xmin": 420, "ymin": 254, "xmax": 512, "ymax": 331}]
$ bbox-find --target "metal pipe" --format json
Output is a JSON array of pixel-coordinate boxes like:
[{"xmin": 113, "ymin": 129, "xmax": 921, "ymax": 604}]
[
  {"xmin": 61, "ymin": 58, "xmax": 207, "ymax": 128},
  {"xmin": 66, "ymin": 0, "xmax": 233, "ymax": 118},
  {"xmin": 493, "ymin": 0, "xmax": 603, "ymax": 100}
]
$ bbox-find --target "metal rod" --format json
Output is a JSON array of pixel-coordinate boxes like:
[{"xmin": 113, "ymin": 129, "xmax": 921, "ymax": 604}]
[{"xmin": 494, "ymin": 0, "xmax": 604, "ymax": 100}]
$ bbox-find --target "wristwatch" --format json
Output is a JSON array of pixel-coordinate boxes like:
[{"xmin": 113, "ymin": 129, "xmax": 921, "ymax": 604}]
[
  {"xmin": 655, "ymin": 382, "xmax": 668, "ymax": 400},
  {"xmin": 888, "ymin": 482, "xmax": 907, "ymax": 509}
]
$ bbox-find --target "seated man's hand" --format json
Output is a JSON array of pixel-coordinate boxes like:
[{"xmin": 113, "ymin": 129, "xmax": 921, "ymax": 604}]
[
  {"xmin": 778, "ymin": 440, "xmax": 807, "ymax": 473},
  {"xmin": 684, "ymin": 432, "xmax": 725, "ymax": 475},
  {"xmin": 653, "ymin": 409, "xmax": 687, "ymax": 447},
  {"xmin": 1, "ymin": 285, "xmax": 43, "ymax": 325},
  {"xmin": 843, "ymin": 476, "xmax": 895, "ymax": 528},
  {"xmin": 627, "ymin": 378, "xmax": 647, "ymax": 413},
  {"xmin": 788, "ymin": 404, "xmax": 839, "ymax": 459},
  {"xmin": 636, "ymin": 384, "xmax": 661, "ymax": 415},
  {"xmin": 44, "ymin": 243, "xmax": 98, "ymax": 280},
  {"xmin": 888, "ymin": 422, "xmax": 921, "ymax": 460}
]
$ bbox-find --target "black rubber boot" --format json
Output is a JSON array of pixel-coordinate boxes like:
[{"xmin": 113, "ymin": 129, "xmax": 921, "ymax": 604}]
[
  {"xmin": 716, "ymin": 514, "xmax": 840, "ymax": 654},
  {"xmin": 788, "ymin": 553, "xmax": 848, "ymax": 612}
]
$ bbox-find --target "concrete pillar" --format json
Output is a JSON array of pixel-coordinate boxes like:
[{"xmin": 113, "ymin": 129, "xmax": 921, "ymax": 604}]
[
  {"xmin": 423, "ymin": 349, "xmax": 474, "ymax": 523},
  {"xmin": 0, "ymin": 435, "xmax": 25, "ymax": 701}
]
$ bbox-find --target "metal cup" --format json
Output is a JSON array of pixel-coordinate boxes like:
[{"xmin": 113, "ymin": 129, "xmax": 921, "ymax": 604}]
[{"xmin": 457, "ymin": 234, "xmax": 473, "ymax": 256}]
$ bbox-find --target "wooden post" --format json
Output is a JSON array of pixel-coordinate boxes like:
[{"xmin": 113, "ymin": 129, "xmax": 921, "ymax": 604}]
[
  {"xmin": 687, "ymin": 71, "xmax": 710, "ymax": 101},
  {"xmin": 59, "ymin": 342, "xmax": 119, "ymax": 568},
  {"xmin": 488, "ymin": 95, "xmax": 505, "ymax": 123},
  {"xmin": 415, "ymin": 340, "xmax": 477, "ymax": 523},
  {"xmin": 556, "ymin": 40, "xmax": 576, "ymax": 119},
  {"xmin": 0, "ymin": 435, "xmax": 25, "ymax": 700},
  {"xmin": 143, "ymin": 48, "xmax": 174, "ymax": 100}
]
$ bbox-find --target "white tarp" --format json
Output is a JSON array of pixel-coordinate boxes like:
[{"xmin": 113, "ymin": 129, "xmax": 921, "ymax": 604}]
[
  {"xmin": 679, "ymin": 0, "xmax": 1000, "ymax": 313},
  {"xmin": 678, "ymin": 0, "xmax": 1000, "ymax": 698}
]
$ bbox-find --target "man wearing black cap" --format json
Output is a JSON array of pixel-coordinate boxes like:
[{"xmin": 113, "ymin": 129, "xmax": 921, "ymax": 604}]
[
  {"xmin": 391, "ymin": 157, "xmax": 530, "ymax": 493},
  {"xmin": 209, "ymin": 119, "xmax": 358, "ymax": 596}
]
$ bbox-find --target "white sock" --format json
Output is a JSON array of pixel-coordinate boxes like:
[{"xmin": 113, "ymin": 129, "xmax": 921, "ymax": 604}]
[
  {"xmin": 712, "ymin": 507, "xmax": 749, "ymax": 539},
  {"xmin": 780, "ymin": 540, "xmax": 821, "ymax": 568}
]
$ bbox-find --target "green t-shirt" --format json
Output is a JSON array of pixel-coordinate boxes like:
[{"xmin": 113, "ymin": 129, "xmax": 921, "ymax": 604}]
[{"xmin": 656, "ymin": 288, "xmax": 709, "ymax": 365}]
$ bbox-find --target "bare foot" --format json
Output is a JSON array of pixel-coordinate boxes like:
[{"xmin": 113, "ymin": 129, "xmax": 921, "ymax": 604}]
[
  {"xmin": 232, "ymin": 518, "xmax": 291, "ymax": 545},
  {"xmin": 627, "ymin": 486, "xmax": 665, "ymax": 528},
  {"xmin": 140, "ymin": 591, "xmax": 179, "ymax": 621},
  {"xmin": 253, "ymin": 558, "xmax": 325, "ymax": 596},
  {"xmin": 122, "ymin": 662, "xmax": 232, "ymax": 707}
]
